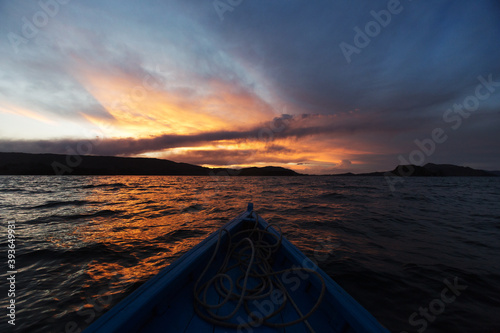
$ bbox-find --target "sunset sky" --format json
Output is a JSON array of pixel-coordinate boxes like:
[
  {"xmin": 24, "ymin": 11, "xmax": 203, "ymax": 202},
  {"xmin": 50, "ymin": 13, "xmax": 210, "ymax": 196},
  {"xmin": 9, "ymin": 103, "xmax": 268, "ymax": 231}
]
[{"xmin": 1, "ymin": 0, "xmax": 499, "ymax": 174}]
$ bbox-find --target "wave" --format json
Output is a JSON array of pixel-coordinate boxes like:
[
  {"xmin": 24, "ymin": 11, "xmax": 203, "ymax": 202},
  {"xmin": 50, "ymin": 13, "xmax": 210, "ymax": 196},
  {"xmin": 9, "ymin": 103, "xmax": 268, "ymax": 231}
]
[
  {"xmin": 318, "ymin": 192, "xmax": 347, "ymax": 199},
  {"xmin": 18, "ymin": 242, "xmax": 138, "ymax": 264},
  {"xmin": 81, "ymin": 182, "xmax": 128, "ymax": 189},
  {"xmin": 181, "ymin": 203, "xmax": 204, "ymax": 212},
  {"xmin": 152, "ymin": 228, "xmax": 207, "ymax": 243},
  {"xmin": 30, "ymin": 200, "xmax": 91, "ymax": 209},
  {"xmin": 0, "ymin": 188, "xmax": 24, "ymax": 193},
  {"xmin": 25, "ymin": 210, "xmax": 121, "ymax": 224}
]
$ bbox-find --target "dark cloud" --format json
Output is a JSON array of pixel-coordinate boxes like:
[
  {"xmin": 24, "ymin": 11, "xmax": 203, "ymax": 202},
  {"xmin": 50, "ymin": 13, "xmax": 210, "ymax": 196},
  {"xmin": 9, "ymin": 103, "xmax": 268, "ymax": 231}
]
[
  {"xmin": 0, "ymin": 113, "xmax": 412, "ymax": 156},
  {"xmin": 194, "ymin": 0, "xmax": 500, "ymax": 117}
]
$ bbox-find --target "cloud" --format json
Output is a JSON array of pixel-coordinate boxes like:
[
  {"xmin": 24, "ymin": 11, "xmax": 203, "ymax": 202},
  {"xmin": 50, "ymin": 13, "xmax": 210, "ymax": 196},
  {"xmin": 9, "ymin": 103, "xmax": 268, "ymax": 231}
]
[
  {"xmin": 0, "ymin": 113, "xmax": 401, "ymax": 155},
  {"xmin": 1, "ymin": 0, "xmax": 500, "ymax": 172}
]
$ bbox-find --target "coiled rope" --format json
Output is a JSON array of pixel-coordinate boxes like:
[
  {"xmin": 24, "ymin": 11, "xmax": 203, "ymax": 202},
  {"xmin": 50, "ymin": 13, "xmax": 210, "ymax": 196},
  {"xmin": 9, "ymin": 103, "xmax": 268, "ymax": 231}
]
[{"xmin": 193, "ymin": 214, "xmax": 325, "ymax": 332}]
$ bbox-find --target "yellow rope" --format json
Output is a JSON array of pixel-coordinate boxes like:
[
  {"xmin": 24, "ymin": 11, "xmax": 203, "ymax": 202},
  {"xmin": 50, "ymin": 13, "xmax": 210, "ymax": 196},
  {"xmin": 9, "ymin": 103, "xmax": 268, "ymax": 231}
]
[{"xmin": 193, "ymin": 214, "xmax": 326, "ymax": 332}]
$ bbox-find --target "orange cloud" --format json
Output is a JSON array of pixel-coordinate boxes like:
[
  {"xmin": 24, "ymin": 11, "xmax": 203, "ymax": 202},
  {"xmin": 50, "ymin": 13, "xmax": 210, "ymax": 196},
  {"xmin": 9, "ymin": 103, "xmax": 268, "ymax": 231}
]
[
  {"xmin": 70, "ymin": 56, "xmax": 276, "ymax": 139},
  {"xmin": 148, "ymin": 135, "xmax": 369, "ymax": 174}
]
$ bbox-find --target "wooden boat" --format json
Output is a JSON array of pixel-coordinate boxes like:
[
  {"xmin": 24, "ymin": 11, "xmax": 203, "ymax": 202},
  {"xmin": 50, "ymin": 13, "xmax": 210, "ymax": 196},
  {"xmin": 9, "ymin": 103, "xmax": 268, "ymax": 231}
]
[{"xmin": 84, "ymin": 203, "xmax": 389, "ymax": 332}]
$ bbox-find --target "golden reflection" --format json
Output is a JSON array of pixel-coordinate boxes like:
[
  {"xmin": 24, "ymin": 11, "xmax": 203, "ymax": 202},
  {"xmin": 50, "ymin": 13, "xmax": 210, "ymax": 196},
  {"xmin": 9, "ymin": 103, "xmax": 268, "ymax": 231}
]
[
  {"xmin": 59, "ymin": 177, "xmax": 220, "ymax": 289},
  {"xmin": 39, "ymin": 175, "xmax": 355, "ymax": 307}
]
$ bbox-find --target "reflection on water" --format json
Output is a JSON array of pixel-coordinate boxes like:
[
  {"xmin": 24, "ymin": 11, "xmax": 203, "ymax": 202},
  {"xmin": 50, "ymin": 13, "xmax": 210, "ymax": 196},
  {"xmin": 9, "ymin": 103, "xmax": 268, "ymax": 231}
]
[{"xmin": 0, "ymin": 175, "xmax": 500, "ymax": 332}]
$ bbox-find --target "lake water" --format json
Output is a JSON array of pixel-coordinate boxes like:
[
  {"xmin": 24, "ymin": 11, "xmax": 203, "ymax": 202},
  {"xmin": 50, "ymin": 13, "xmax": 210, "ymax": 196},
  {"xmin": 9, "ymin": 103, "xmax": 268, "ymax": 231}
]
[{"xmin": 0, "ymin": 175, "xmax": 499, "ymax": 332}]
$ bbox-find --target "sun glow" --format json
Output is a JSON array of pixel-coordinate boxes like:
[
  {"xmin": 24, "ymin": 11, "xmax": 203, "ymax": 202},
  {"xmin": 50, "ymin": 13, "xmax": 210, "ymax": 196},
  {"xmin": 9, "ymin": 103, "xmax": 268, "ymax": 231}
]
[{"xmin": 71, "ymin": 56, "xmax": 276, "ymax": 140}]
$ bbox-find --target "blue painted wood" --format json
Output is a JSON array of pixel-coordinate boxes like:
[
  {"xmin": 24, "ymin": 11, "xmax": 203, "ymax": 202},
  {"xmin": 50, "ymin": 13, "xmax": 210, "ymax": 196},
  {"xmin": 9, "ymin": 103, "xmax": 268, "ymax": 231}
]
[
  {"xmin": 260, "ymin": 214, "xmax": 389, "ymax": 333},
  {"xmin": 84, "ymin": 205, "xmax": 390, "ymax": 333}
]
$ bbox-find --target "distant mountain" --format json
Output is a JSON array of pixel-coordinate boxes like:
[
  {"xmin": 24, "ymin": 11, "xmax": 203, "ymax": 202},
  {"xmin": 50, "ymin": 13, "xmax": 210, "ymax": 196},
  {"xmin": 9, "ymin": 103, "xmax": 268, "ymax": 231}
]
[
  {"xmin": 329, "ymin": 172, "xmax": 356, "ymax": 176},
  {"xmin": 0, "ymin": 152, "xmax": 299, "ymax": 176},
  {"xmin": 422, "ymin": 163, "xmax": 496, "ymax": 177},
  {"xmin": 383, "ymin": 163, "xmax": 497, "ymax": 177},
  {"xmin": 235, "ymin": 166, "xmax": 299, "ymax": 176},
  {"xmin": 389, "ymin": 164, "xmax": 440, "ymax": 177},
  {"xmin": 0, "ymin": 152, "xmax": 495, "ymax": 177},
  {"xmin": 389, "ymin": 163, "xmax": 497, "ymax": 177},
  {"xmin": 0, "ymin": 152, "xmax": 209, "ymax": 175},
  {"xmin": 329, "ymin": 163, "xmax": 498, "ymax": 177}
]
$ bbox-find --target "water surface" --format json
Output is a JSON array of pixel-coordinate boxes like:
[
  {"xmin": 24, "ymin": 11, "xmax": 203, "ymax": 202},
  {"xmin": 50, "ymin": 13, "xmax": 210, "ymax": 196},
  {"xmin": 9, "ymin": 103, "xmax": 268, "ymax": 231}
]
[{"xmin": 0, "ymin": 176, "xmax": 499, "ymax": 332}]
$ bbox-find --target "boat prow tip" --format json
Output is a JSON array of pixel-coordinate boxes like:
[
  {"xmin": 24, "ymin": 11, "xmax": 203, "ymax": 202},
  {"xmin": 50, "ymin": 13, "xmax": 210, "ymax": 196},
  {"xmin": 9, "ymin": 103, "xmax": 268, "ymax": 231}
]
[{"xmin": 247, "ymin": 202, "xmax": 253, "ymax": 212}]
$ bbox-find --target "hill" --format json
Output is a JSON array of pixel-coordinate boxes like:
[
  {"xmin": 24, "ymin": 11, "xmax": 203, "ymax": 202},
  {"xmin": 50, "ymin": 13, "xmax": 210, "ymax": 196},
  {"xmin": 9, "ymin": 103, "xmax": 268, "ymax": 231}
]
[
  {"xmin": 329, "ymin": 163, "xmax": 498, "ymax": 177},
  {"xmin": 0, "ymin": 152, "xmax": 496, "ymax": 177},
  {"xmin": 389, "ymin": 163, "xmax": 497, "ymax": 177},
  {"xmin": 0, "ymin": 152, "xmax": 299, "ymax": 176},
  {"xmin": 235, "ymin": 166, "xmax": 299, "ymax": 176}
]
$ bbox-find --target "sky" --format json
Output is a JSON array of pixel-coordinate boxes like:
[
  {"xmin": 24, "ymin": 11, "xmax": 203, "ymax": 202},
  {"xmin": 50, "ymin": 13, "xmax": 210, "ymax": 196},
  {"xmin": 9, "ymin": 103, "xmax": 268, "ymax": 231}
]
[{"xmin": 0, "ymin": 0, "xmax": 499, "ymax": 174}]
